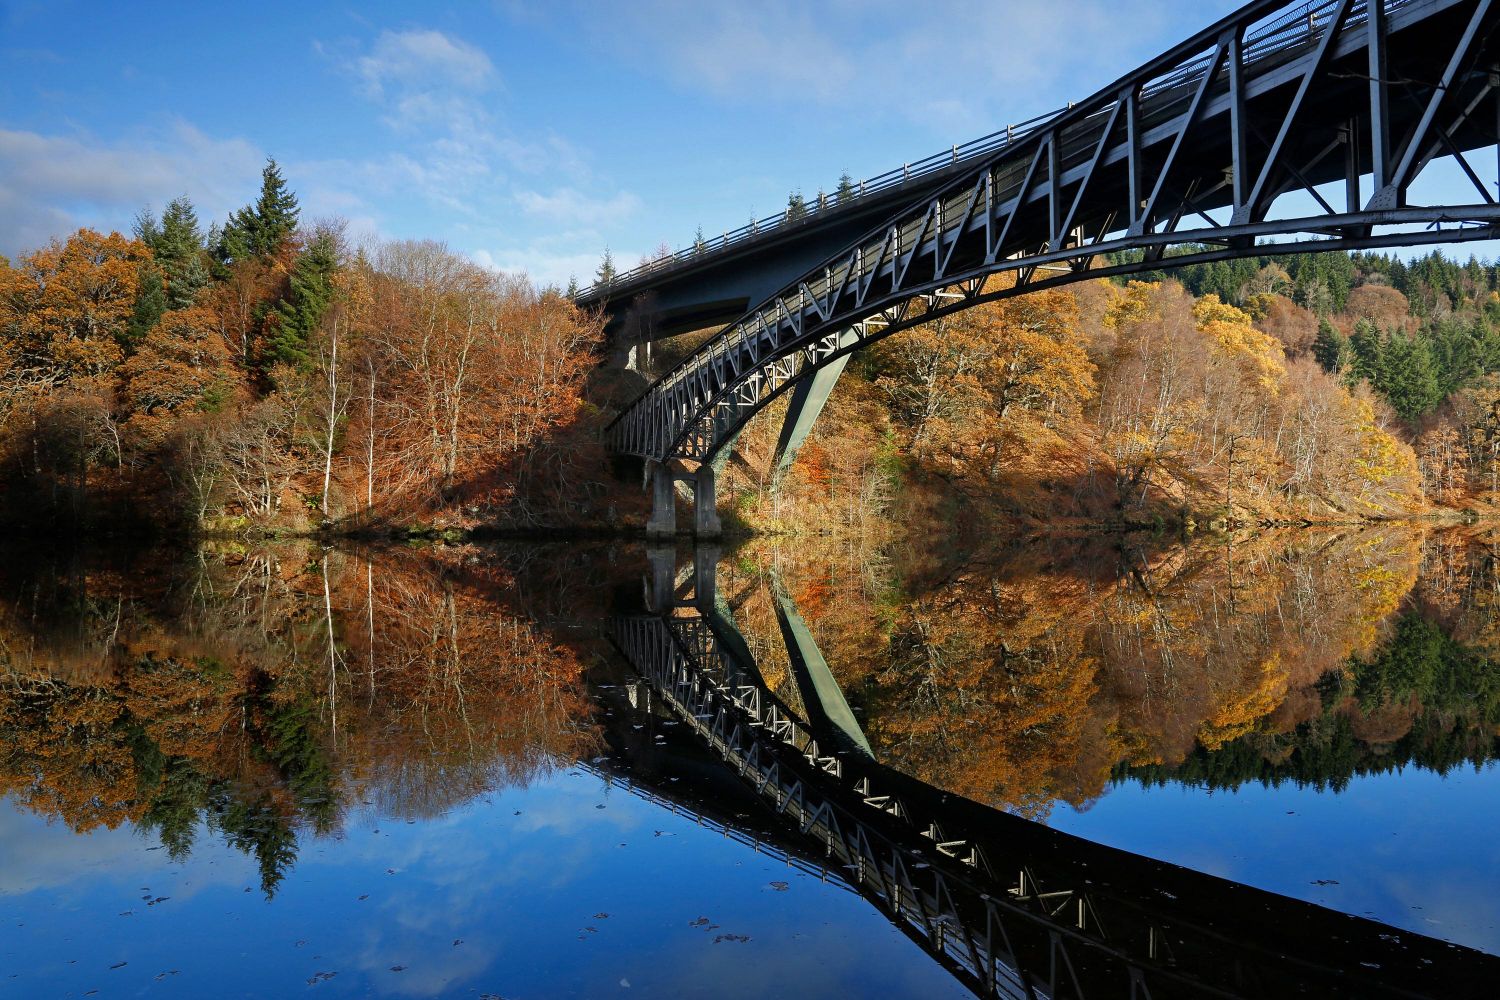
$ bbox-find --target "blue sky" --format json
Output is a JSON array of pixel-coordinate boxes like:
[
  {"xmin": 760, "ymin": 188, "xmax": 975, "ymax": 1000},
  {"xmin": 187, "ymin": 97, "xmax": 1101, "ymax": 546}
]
[{"xmin": 13, "ymin": 0, "xmax": 1467, "ymax": 288}]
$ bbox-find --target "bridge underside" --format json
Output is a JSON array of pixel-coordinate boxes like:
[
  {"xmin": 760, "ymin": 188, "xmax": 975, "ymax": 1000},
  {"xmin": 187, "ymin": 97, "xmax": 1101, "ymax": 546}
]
[{"xmin": 606, "ymin": 0, "xmax": 1500, "ymax": 498}]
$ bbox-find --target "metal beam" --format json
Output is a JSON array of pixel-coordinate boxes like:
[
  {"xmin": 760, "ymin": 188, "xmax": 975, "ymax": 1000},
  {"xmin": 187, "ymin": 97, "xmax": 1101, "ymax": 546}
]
[
  {"xmin": 772, "ymin": 586, "xmax": 875, "ymax": 758},
  {"xmin": 772, "ymin": 352, "xmax": 851, "ymax": 480}
]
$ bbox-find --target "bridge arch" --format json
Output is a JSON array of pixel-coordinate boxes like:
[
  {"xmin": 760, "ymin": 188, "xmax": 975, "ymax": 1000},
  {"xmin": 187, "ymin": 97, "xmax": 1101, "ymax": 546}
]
[{"xmin": 605, "ymin": 0, "xmax": 1500, "ymax": 486}]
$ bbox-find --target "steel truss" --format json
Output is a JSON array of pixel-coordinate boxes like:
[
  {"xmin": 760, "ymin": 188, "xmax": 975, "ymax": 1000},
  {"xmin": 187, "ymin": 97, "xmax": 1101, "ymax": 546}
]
[
  {"xmin": 612, "ymin": 613, "xmax": 1159, "ymax": 999},
  {"xmin": 609, "ymin": 601, "xmax": 1478, "ymax": 998},
  {"xmin": 608, "ymin": 0, "xmax": 1500, "ymax": 463}
]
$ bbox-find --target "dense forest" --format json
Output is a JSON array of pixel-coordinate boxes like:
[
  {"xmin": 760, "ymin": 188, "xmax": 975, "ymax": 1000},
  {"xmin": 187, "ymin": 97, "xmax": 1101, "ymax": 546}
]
[
  {"xmin": 7, "ymin": 159, "xmax": 1500, "ymax": 538},
  {"xmin": 0, "ymin": 159, "xmax": 619, "ymax": 536}
]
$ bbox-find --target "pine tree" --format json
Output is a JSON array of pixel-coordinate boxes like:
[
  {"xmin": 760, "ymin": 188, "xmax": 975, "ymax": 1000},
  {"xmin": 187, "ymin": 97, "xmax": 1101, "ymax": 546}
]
[
  {"xmin": 786, "ymin": 191, "xmax": 807, "ymax": 221},
  {"xmin": 694, "ymin": 225, "xmax": 706, "ymax": 254},
  {"xmin": 1377, "ymin": 331, "xmax": 1441, "ymax": 420},
  {"xmin": 217, "ymin": 158, "xmax": 300, "ymax": 266},
  {"xmin": 1350, "ymin": 318, "xmax": 1384, "ymax": 382},
  {"xmin": 596, "ymin": 248, "xmax": 616, "ymax": 287},
  {"xmin": 1312, "ymin": 318, "xmax": 1351, "ymax": 374},
  {"xmin": 565, "ymin": 275, "xmax": 580, "ymax": 298},
  {"xmin": 264, "ymin": 232, "xmax": 337, "ymax": 375},
  {"xmin": 836, "ymin": 172, "xmax": 856, "ymax": 203},
  {"xmin": 138, "ymin": 197, "xmax": 210, "ymax": 309},
  {"xmin": 124, "ymin": 266, "xmax": 167, "ymax": 351}
]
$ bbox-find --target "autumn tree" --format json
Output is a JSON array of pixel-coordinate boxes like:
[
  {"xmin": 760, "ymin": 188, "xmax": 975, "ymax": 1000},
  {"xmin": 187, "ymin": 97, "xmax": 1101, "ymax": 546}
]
[
  {"xmin": 119, "ymin": 306, "xmax": 235, "ymax": 452},
  {"xmin": 1, "ymin": 229, "xmax": 150, "ymax": 378}
]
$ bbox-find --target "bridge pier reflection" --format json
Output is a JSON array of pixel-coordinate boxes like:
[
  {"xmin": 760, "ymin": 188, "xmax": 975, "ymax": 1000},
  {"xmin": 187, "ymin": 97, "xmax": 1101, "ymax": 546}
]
[{"xmin": 608, "ymin": 544, "xmax": 1500, "ymax": 999}]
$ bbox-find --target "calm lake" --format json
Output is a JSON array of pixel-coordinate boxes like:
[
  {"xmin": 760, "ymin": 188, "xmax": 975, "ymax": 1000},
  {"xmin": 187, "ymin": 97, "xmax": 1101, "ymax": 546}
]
[{"xmin": 3, "ymin": 528, "xmax": 1500, "ymax": 998}]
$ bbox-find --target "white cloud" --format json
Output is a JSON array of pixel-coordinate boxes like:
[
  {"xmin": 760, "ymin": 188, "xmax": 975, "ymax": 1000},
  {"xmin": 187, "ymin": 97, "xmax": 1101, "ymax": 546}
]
[
  {"xmin": 356, "ymin": 28, "xmax": 497, "ymax": 98},
  {"xmin": 338, "ymin": 28, "xmax": 504, "ymax": 142},
  {"xmin": 0, "ymin": 123, "xmax": 264, "ymax": 256},
  {"xmin": 472, "ymin": 246, "xmax": 611, "ymax": 289},
  {"xmin": 515, "ymin": 187, "xmax": 642, "ymax": 227}
]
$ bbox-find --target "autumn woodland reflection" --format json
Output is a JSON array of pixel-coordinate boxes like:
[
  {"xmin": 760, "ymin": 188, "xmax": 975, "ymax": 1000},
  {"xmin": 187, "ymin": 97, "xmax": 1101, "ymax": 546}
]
[
  {"xmin": 724, "ymin": 527, "xmax": 1500, "ymax": 819},
  {"xmin": 0, "ymin": 543, "xmax": 598, "ymax": 896}
]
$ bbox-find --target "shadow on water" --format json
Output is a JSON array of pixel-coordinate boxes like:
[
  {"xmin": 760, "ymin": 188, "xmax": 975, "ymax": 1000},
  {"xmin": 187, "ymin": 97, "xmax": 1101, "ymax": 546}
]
[{"xmin": 2, "ymin": 529, "xmax": 1500, "ymax": 996}]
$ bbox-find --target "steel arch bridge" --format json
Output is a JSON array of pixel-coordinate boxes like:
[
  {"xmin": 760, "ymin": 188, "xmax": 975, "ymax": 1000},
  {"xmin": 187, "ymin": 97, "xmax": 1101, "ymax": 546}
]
[{"xmin": 599, "ymin": 0, "xmax": 1500, "ymax": 522}]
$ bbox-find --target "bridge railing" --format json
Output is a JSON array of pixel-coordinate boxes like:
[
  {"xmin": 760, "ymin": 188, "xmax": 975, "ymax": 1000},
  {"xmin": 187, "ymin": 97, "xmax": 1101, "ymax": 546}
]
[
  {"xmin": 582, "ymin": 105, "xmax": 1066, "ymax": 299},
  {"xmin": 581, "ymin": 0, "xmax": 1390, "ymax": 304}
]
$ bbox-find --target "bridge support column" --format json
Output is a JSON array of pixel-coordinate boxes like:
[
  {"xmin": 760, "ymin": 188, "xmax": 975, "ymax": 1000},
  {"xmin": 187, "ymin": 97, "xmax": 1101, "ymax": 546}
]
[
  {"xmin": 646, "ymin": 461, "xmax": 676, "ymax": 538},
  {"xmin": 608, "ymin": 336, "xmax": 652, "ymax": 374},
  {"xmin": 774, "ymin": 587, "xmax": 874, "ymax": 758},
  {"xmin": 772, "ymin": 344, "xmax": 853, "ymax": 482},
  {"xmin": 692, "ymin": 464, "xmax": 723, "ymax": 538}
]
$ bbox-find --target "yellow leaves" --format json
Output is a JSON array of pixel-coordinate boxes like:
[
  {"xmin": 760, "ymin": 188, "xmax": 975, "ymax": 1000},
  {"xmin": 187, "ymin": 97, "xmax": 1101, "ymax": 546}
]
[
  {"xmin": 1338, "ymin": 388, "xmax": 1424, "ymax": 513},
  {"xmin": 1104, "ymin": 280, "xmax": 1159, "ymax": 329},
  {"xmin": 1194, "ymin": 294, "xmax": 1286, "ymax": 396},
  {"xmin": 3, "ymin": 229, "xmax": 150, "ymax": 379},
  {"xmin": 1191, "ymin": 294, "xmax": 1253, "ymax": 328},
  {"xmin": 1197, "ymin": 653, "xmax": 1289, "ymax": 750},
  {"xmin": 876, "ymin": 287, "xmax": 1095, "ymax": 487}
]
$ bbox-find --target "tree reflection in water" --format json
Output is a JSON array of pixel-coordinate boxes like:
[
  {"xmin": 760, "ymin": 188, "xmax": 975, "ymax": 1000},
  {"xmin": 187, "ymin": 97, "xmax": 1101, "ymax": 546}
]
[
  {"xmin": 724, "ymin": 527, "xmax": 1500, "ymax": 819},
  {"xmin": 0, "ymin": 544, "xmax": 596, "ymax": 897},
  {"xmin": 3, "ymin": 526, "xmax": 1499, "ymax": 900}
]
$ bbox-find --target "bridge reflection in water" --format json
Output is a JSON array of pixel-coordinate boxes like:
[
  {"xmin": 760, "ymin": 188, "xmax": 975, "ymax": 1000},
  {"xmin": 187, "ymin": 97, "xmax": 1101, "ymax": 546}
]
[{"xmin": 606, "ymin": 547, "xmax": 1500, "ymax": 1000}]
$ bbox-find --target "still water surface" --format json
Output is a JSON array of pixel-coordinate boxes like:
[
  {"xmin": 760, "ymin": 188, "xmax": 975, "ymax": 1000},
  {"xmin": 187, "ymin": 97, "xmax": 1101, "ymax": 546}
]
[{"xmin": 2, "ymin": 529, "xmax": 1499, "ymax": 997}]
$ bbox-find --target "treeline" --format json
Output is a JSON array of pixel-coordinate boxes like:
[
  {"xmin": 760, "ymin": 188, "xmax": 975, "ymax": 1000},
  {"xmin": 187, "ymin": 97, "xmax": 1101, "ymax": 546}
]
[
  {"xmin": 0, "ymin": 159, "xmax": 616, "ymax": 535},
  {"xmin": 1121, "ymin": 247, "xmax": 1500, "ymax": 507},
  {"xmin": 718, "ymin": 275, "xmax": 1432, "ymax": 534},
  {"xmin": 1121, "ymin": 611, "xmax": 1500, "ymax": 793}
]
